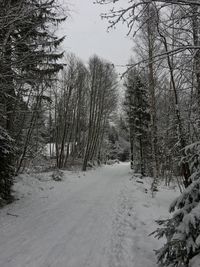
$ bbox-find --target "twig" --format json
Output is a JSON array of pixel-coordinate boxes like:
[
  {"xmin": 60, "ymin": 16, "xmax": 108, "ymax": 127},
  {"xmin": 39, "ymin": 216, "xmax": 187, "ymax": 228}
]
[{"xmin": 7, "ymin": 212, "xmax": 19, "ymax": 217}]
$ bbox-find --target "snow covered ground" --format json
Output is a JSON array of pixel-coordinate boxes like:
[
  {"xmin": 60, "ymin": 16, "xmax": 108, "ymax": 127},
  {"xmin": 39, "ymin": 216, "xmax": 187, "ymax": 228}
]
[{"xmin": 0, "ymin": 163, "xmax": 178, "ymax": 267}]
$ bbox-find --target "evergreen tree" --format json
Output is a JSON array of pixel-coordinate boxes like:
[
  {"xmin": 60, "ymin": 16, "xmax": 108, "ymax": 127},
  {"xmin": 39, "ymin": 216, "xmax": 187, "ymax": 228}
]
[
  {"xmin": 0, "ymin": 0, "xmax": 66, "ymax": 200},
  {"xmin": 152, "ymin": 142, "xmax": 200, "ymax": 266},
  {"xmin": 0, "ymin": 127, "xmax": 15, "ymax": 204},
  {"xmin": 124, "ymin": 68, "xmax": 150, "ymax": 175},
  {"xmin": 107, "ymin": 125, "xmax": 119, "ymax": 160}
]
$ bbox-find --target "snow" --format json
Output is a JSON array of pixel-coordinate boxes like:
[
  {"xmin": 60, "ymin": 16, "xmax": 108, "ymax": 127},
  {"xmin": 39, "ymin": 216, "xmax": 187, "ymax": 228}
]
[
  {"xmin": 44, "ymin": 143, "xmax": 74, "ymax": 158},
  {"xmin": 44, "ymin": 143, "xmax": 57, "ymax": 157},
  {"xmin": 190, "ymin": 254, "xmax": 200, "ymax": 267},
  {"xmin": 0, "ymin": 163, "xmax": 178, "ymax": 267}
]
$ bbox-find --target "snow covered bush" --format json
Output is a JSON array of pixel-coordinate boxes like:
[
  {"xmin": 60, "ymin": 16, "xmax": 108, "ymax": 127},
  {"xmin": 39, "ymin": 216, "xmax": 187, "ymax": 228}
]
[
  {"xmin": 52, "ymin": 169, "xmax": 64, "ymax": 181},
  {"xmin": 152, "ymin": 142, "xmax": 200, "ymax": 267},
  {"xmin": 0, "ymin": 127, "xmax": 15, "ymax": 204}
]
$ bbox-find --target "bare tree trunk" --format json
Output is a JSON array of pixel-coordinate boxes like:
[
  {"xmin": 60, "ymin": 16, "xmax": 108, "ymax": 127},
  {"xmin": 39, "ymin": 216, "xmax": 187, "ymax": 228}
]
[
  {"xmin": 191, "ymin": 5, "xmax": 200, "ymax": 119},
  {"xmin": 16, "ymin": 87, "xmax": 44, "ymax": 174},
  {"xmin": 82, "ymin": 63, "xmax": 98, "ymax": 171},
  {"xmin": 147, "ymin": 5, "xmax": 159, "ymax": 181},
  {"xmin": 58, "ymin": 86, "xmax": 72, "ymax": 168},
  {"xmin": 130, "ymin": 136, "xmax": 134, "ymax": 170},
  {"xmin": 139, "ymin": 136, "xmax": 144, "ymax": 176},
  {"xmin": 156, "ymin": 15, "xmax": 190, "ymax": 187}
]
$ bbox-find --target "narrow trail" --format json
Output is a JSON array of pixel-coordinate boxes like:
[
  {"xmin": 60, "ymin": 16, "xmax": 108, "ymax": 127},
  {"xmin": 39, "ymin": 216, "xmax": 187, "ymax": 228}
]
[{"xmin": 0, "ymin": 163, "xmax": 131, "ymax": 267}]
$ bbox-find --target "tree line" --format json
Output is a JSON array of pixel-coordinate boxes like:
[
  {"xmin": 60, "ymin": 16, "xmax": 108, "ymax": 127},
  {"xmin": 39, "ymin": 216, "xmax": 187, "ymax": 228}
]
[
  {"xmin": 0, "ymin": 0, "xmax": 66, "ymax": 203},
  {"xmin": 0, "ymin": 0, "xmax": 119, "ymax": 204},
  {"xmin": 96, "ymin": 0, "xmax": 200, "ymax": 266},
  {"xmin": 53, "ymin": 54, "xmax": 118, "ymax": 171}
]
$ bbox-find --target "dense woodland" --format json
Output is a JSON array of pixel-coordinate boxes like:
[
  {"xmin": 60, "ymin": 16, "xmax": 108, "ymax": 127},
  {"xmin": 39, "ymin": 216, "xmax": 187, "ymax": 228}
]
[
  {"xmin": 97, "ymin": 0, "xmax": 200, "ymax": 266},
  {"xmin": 0, "ymin": 0, "xmax": 130, "ymax": 203},
  {"xmin": 1, "ymin": 0, "xmax": 200, "ymax": 266}
]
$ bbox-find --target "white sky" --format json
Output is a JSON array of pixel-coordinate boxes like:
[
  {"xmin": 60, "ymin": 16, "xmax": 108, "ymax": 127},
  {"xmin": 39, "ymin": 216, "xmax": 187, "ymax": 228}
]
[{"xmin": 59, "ymin": 0, "xmax": 133, "ymax": 74}]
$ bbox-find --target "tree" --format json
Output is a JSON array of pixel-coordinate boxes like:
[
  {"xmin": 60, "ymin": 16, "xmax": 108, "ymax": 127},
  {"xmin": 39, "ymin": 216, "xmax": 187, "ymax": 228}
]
[
  {"xmin": 96, "ymin": 0, "xmax": 199, "ymax": 186},
  {"xmin": 0, "ymin": 0, "xmax": 66, "ymax": 200},
  {"xmin": 54, "ymin": 54, "xmax": 89, "ymax": 168},
  {"xmin": 82, "ymin": 56, "xmax": 118, "ymax": 170},
  {"xmin": 124, "ymin": 68, "xmax": 150, "ymax": 175},
  {"xmin": 152, "ymin": 142, "xmax": 200, "ymax": 267},
  {"xmin": 96, "ymin": 0, "xmax": 200, "ymax": 264},
  {"xmin": 0, "ymin": 127, "xmax": 15, "ymax": 203}
]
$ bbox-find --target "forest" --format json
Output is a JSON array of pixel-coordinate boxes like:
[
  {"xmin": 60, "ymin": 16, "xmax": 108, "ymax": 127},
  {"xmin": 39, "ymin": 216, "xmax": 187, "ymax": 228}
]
[{"xmin": 1, "ymin": 0, "xmax": 200, "ymax": 267}]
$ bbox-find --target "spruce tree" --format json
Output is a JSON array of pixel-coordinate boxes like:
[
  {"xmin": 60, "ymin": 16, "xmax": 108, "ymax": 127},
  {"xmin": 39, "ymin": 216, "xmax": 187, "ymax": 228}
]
[
  {"xmin": 0, "ymin": 127, "xmax": 15, "ymax": 204},
  {"xmin": 152, "ymin": 142, "xmax": 200, "ymax": 266},
  {"xmin": 0, "ymin": 0, "xmax": 66, "ymax": 200},
  {"xmin": 124, "ymin": 68, "xmax": 150, "ymax": 175}
]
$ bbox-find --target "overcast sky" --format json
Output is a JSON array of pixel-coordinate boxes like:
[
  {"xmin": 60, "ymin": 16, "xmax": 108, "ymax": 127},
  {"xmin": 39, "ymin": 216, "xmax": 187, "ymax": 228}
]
[{"xmin": 60, "ymin": 0, "xmax": 133, "ymax": 73}]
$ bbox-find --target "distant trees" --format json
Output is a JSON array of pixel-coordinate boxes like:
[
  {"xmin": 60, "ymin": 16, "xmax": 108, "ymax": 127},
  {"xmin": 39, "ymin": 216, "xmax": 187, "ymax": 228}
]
[
  {"xmin": 82, "ymin": 56, "xmax": 118, "ymax": 170},
  {"xmin": 54, "ymin": 55, "xmax": 89, "ymax": 168},
  {"xmin": 0, "ymin": 0, "xmax": 120, "ymax": 203},
  {"xmin": 96, "ymin": 0, "xmax": 200, "ymax": 182},
  {"xmin": 101, "ymin": 118, "xmax": 130, "ymax": 163},
  {"xmin": 96, "ymin": 0, "xmax": 200, "ymax": 265},
  {"xmin": 107, "ymin": 125, "xmax": 119, "ymax": 160},
  {"xmin": 41, "ymin": 54, "xmax": 119, "ymax": 171}
]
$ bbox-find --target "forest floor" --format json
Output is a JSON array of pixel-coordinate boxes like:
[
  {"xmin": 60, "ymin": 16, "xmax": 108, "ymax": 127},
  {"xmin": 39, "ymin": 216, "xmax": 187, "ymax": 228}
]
[{"xmin": 0, "ymin": 163, "xmax": 178, "ymax": 267}]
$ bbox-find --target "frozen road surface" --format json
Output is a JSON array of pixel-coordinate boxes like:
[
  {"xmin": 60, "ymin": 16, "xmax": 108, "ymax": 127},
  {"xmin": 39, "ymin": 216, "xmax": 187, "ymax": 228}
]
[
  {"xmin": 0, "ymin": 163, "xmax": 177, "ymax": 267},
  {"xmin": 0, "ymin": 164, "xmax": 131, "ymax": 267}
]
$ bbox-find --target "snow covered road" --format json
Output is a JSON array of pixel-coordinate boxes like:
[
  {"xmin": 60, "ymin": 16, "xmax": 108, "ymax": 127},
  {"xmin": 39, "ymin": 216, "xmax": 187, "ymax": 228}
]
[
  {"xmin": 0, "ymin": 163, "xmax": 131, "ymax": 267},
  {"xmin": 0, "ymin": 163, "xmax": 178, "ymax": 267}
]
